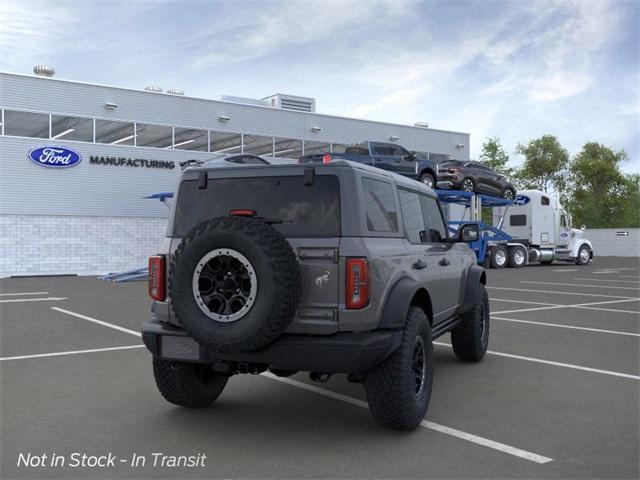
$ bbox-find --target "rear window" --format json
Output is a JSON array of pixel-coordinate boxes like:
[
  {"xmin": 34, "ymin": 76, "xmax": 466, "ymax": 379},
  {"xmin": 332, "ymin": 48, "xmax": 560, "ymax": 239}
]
[
  {"xmin": 173, "ymin": 175, "xmax": 340, "ymax": 237},
  {"xmin": 440, "ymin": 160, "xmax": 462, "ymax": 167}
]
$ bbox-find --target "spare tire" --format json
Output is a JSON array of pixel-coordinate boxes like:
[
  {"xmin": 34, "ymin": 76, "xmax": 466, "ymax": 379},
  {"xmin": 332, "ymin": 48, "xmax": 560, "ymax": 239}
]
[{"xmin": 169, "ymin": 216, "xmax": 300, "ymax": 353}]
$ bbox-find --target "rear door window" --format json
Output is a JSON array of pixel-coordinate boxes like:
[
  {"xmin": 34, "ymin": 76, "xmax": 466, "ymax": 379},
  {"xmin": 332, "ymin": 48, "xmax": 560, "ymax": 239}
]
[
  {"xmin": 398, "ymin": 189, "xmax": 426, "ymax": 243},
  {"xmin": 174, "ymin": 175, "xmax": 340, "ymax": 237},
  {"xmin": 362, "ymin": 178, "xmax": 398, "ymax": 233},
  {"xmin": 420, "ymin": 195, "xmax": 448, "ymax": 242}
]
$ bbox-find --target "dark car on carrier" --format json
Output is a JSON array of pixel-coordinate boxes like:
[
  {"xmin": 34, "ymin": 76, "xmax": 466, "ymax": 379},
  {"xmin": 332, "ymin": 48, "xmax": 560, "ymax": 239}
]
[
  {"xmin": 143, "ymin": 160, "xmax": 490, "ymax": 430},
  {"xmin": 438, "ymin": 160, "xmax": 516, "ymax": 199}
]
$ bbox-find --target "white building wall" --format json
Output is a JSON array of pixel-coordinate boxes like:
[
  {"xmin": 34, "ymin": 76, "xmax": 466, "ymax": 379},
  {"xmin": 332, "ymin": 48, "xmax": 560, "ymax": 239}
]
[
  {"xmin": 584, "ymin": 228, "xmax": 640, "ymax": 258},
  {"xmin": 0, "ymin": 214, "xmax": 167, "ymax": 277}
]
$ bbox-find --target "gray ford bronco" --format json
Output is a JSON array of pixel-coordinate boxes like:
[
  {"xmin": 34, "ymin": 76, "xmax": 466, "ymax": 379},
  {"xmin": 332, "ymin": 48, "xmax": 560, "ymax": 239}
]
[{"xmin": 142, "ymin": 160, "xmax": 489, "ymax": 430}]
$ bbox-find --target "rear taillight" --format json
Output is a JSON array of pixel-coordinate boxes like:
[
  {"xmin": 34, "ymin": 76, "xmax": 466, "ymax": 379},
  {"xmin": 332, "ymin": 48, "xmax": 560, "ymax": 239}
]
[
  {"xmin": 148, "ymin": 255, "xmax": 166, "ymax": 301},
  {"xmin": 322, "ymin": 153, "xmax": 332, "ymax": 164},
  {"xmin": 346, "ymin": 258, "xmax": 369, "ymax": 309}
]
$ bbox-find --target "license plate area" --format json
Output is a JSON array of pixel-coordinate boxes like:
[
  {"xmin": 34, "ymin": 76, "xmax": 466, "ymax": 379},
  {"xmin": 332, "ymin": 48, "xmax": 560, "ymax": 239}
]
[{"xmin": 160, "ymin": 335, "xmax": 201, "ymax": 361}]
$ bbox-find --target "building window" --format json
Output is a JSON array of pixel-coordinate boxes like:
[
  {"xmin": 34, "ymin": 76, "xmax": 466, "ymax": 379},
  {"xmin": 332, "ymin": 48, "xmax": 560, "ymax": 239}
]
[
  {"xmin": 3, "ymin": 110, "xmax": 49, "ymax": 138},
  {"xmin": 173, "ymin": 127, "xmax": 208, "ymax": 151},
  {"xmin": 331, "ymin": 143, "xmax": 348, "ymax": 154},
  {"xmin": 95, "ymin": 119, "xmax": 134, "ymax": 145},
  {"xmin": 210, "ymin": 131, "xmax": 243, "ymax": 154},
  {"xmin": 273, "ymin": 137, "xmax": 303, "ymax": 159},
  {"xmin": 362, "ymin": 177, "xmax": 398, "ymax": 233},
  {"xmin": 51, "ymin": 114, "xmax": 93, "ymax": 142},
  {"xmin": 136, "ymin": 123, "xmax": 173, "ymax": 149},
  {"xmin": 303, "ymin": 140, "xmax": 330, "ymax": 156},
  {"xmin": 243, "ymin": 134, "xmax": 274, "ymax": 156}
]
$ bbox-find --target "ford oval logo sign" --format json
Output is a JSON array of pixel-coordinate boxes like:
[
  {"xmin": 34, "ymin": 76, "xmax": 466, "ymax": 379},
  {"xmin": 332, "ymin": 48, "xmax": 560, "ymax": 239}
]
[
  {"xmin": 28, "ymin": 146, "xmax": 82, "ymax": 168},
  {"xmin": 513, "ymin": 195, "xmax": 530, "ymax": 206}
]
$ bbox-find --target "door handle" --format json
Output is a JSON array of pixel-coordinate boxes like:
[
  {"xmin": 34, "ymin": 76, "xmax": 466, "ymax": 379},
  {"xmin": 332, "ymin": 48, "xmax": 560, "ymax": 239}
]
[
  {"xmin": 439, "ymin": 258, "xmax": 451, "ymax": 267},
  {"xmin": 412, "ymin": 260, "xmax": 427, "ymax": 270}
]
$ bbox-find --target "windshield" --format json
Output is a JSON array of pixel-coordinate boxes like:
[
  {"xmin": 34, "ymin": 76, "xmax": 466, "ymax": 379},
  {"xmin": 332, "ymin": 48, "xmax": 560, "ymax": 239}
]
[{"xmin": 173, "ymin": 175, "xmax": 341, "ymax": 237}]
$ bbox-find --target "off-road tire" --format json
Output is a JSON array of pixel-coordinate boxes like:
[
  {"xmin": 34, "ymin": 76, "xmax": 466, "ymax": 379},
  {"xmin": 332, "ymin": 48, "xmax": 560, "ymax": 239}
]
[
  {"xmin": 419, "ymin": 172, "xmax": 436, "ymax": 189},
  {"xmin": 363, "ymin": 306, "xmax": 433, "ymax": 431},
  {"xmin": 451, "ymin": 283, "xmax": 489, "ymax": 361},
  {"xmin": 169, "ymin": 216, "xmax": 300, "ymax": 353},
  {"xmin": 489, "ymin": 245, "xmax": 508, "ymax": 269},
  {"xmin": 507, "ymin": 245, "xmax": 526, "ymax": 268},
  {"xmin": 153, "ymin": 359, "xmax": 228, "ymax": 408}
]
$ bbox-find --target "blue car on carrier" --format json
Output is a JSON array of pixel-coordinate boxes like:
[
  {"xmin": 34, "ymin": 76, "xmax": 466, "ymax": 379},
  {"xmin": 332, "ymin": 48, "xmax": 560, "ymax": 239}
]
[{"xmin": 299, "ymin": 141, "xmax": 440, "ymax": 188}]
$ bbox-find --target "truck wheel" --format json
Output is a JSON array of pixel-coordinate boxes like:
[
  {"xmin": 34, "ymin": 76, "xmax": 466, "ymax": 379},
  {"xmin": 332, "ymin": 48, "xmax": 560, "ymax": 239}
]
[
  {"xmin": 170, "ymin": 216, "xmax": 300, "ymax": 353},
  {"xmin": 576, "ymin": 245, "xmax": 591, "ymax": 265},
  {"xmin": 507, "ymin": 246, "xmax": 526, "ymax": 268},
  {"xmin": 153, "ymin": 359, "xmax": 228, "ymax": 408},
  {"xmin": 489, "ymin": 245, "xmax": 508, "ymax": 269},
  {"xmin": 451, "ymin": 284, "xmax": 489, "ymax": 361},
  {"xmin": 462, "ymin": 178, "xmax": 475, "ymax": 192},
  {"xmin": 419, "ymin": 172, "xmax": 435, "ymax": 188},
  {"xmin": 364, "ymin": 306, "xmax": 433, "ymax": 431}
]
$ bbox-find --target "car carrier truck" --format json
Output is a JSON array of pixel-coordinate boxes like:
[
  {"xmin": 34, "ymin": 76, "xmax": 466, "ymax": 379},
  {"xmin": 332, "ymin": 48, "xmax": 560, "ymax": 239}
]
[{"xmin": 441, "ymin": 189, "xmax": 594, "ymax": 268}]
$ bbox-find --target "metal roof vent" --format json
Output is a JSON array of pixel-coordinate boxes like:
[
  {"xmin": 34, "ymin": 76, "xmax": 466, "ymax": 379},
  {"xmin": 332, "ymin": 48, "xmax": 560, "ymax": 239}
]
[
  {"xmin": 33, "ymin": 65, "xmax": 55, "ymax": 77},
  {"xmin": 262, "ymin": 93, "xmax": 316, "ymax": 113},
  {"xmin": 144, "ymin": 85, "xmax": 163, "ymax": 92},
  {"xmin": 167, "ymin": 88, "xmax": 185, "ymax": 96}
]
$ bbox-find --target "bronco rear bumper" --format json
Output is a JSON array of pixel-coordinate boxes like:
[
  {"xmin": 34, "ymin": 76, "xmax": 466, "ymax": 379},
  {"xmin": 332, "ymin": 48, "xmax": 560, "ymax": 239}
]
[{"xmin": 141, "ymin": 320, "xmax": 402, "ymax": 374}]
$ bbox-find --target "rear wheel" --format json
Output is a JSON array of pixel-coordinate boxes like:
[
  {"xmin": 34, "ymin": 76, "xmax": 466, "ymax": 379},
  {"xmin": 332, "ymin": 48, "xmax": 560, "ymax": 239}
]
[
  {"xmin": 461, "ymin": 178, "xmax": 475, "ymax": 192},
  {"xmin": 489, "ymin": 245, "xmax": 508, "ymax": 269},
  {"xmin": 507, "ymin": 246, "xmax": 526, "ymax": 268},
  {"xmin": 419, "ymin": 172, "xmax": 435, "ymax": 189},
  {"xmin": 153, "ymin": 359, "xmax": 228, "ymax": 408},
  {"xmin": 364, "ymin": 306, "xmax": 433, "ymax": 431}
]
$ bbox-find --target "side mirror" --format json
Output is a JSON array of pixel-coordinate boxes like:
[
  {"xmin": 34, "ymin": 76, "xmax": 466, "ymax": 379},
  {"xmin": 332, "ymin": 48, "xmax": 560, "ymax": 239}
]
[
  {"xmin": 458, "ymin": 224, "xmax": 480, "ymax": 242},
  {"xmin": 405, "ymin": 151, "xmax": 417, "ymax": 161}
]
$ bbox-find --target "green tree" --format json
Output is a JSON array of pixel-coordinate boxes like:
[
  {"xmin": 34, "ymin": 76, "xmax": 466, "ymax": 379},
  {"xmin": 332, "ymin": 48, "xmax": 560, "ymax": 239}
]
[
  {"xmin": 515, "ymin": 135, "xmax": 569, "ymax": 193},
  {"xmin": 564, "ymin": 142, "xmax": 638, "ymax": 228},
  {"xmin": 479, "ymin": 137, "xmax": 513, "ymax": 177}
]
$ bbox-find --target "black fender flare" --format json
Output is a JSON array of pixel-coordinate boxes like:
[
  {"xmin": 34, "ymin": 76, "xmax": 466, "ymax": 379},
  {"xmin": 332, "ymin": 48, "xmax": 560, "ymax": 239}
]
[
  {"xmin": 460, "ymin": 265, "xmax": 486, "ymax": 314},
  {"xmin": 379, "ymin": 277, "xmax": 431, "ymax": 329}
]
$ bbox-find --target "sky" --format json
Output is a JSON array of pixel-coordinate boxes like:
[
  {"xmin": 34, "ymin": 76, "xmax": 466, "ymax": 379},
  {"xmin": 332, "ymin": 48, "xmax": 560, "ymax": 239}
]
[{"xmin": 1, "ymin": 0, "xmax": 638, "ymax": 172}]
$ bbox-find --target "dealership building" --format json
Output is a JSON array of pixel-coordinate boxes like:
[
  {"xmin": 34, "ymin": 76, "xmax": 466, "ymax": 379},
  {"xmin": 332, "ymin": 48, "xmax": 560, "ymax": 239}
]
[{"xmin": 0, "ymin": 69, "xmax": 470, "ymax": 277}]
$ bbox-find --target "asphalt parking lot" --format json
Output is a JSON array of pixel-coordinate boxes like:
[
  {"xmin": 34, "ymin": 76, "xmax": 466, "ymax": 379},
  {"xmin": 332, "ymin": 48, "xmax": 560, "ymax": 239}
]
[{"xmin": 1, "ymin": 257, "xmax": 638, "ymax": 479}]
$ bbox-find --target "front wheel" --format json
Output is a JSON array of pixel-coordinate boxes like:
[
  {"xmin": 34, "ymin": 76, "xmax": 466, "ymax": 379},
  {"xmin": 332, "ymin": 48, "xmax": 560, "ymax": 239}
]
[
  {"xmin": 364, "ymin": 306, "xmax": 433, "ymax": 431},
  {"xmin": 419, "ymin": 172, "xmax": 435, "ymax": 189},
  {"xmin": 503, "ymin": 188, "xmax": 515, "ymax": 201},
  {"xmin": 461, "ymin": 178, "xmax": 475, "ymax": 192},
  {"xmin": 153, "ymin": 359, "xmax": 228, "ymax": 408},
  {"xmin": 576, "ymin": 245, "xmax": 591, "ymax": 265},
  {"xmin": 451, "ymin": 283, "xmax": 489, "ymax": 361}
]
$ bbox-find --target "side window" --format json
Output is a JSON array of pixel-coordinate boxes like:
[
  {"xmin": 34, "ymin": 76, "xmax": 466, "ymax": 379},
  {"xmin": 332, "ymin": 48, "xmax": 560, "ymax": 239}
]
[
  {"xmin": 390, "ymin": 145, "xmax": 409, "ymax": 158},
  {"xmin": 510, "ymin": 214, "xmax": 527, "ymax": 226},
  {"xmin": 561, "ymin": 215, "xmax": 567, "ymax": 228},
  {"xmin": 362, "ymin": 178, "xmax": 398, "ymax": 233},
  {"xmin": 420, "ymin": 195, "xmax": 448, "ymax": 242},
  {"xmin": 541, "ymin": 196, "xmax": 550, "ymax": 206},
  {"xmin": 398, "ymin": 189, "xmax": 426, "ymax": 243}
]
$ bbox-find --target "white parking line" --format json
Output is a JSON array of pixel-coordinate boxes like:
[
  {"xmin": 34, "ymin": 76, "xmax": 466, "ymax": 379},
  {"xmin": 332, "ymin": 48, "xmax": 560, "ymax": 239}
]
[
  {"xmin": 493, "ymin": 316, "xmax": 640, "ymax": 337},
  {"xmin": 491, "ymin": 298, "xmax": 558, "ymax": 306},
  {"xmin": 520, "ymin": 281, "xmax": 640, "ymax": 291},
  {"xmin": 488, "ymin": 286, "xmax": 636, "ymax": 299},
  {"xmin": 262, "ymin": 372, "xmax": 553, "ymax": 464},
  {"xmin": 51, "ymin": 307, "xmax": 142, "ymax": 337},
  {"xmin": 552, "ymin": 269, "xmax": 579, "ymax": 272},
  {"xmin": 620, "ymin": 275, "xmax": 640, "ymax": 279},
  {"xmin": 0, "ymin": 297, "xmax": 67, "ymax": 304},
  {"xmin": 434, "ymin": 342, "xmax": 640, "ymax": 380},
  {"xmin": 492, "ymin": 298, "xmax": 640, "ymax": 315},
  {"xmin": 0, "ymin": 291, "xmax": 49, "ymax": 296},
  {"xmin": 573, "ymin": 278, "xmax": 640, "ymax": 284},
  {"xmin": 0, "ymin": 345, "xmax": 144, "ymax": 362}
]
